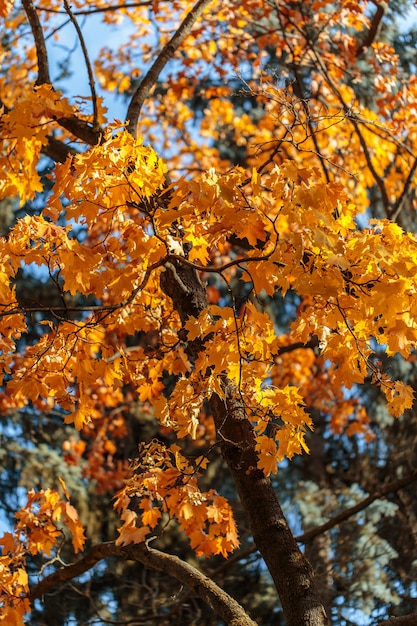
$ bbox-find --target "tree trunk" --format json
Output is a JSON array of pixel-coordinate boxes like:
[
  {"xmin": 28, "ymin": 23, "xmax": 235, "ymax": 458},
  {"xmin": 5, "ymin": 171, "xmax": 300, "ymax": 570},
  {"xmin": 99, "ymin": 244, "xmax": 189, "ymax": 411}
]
[{"xmin": 160, "ymin": 259, "xmax": 328, "ymax": 626}]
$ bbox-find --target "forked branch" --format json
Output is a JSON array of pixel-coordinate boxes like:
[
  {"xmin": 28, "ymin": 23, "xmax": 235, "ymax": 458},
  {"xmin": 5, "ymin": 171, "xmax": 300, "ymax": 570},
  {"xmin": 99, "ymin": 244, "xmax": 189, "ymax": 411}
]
[{"xmin": 22, "ymin": 0, "xmax": 102, "ymax": 146}]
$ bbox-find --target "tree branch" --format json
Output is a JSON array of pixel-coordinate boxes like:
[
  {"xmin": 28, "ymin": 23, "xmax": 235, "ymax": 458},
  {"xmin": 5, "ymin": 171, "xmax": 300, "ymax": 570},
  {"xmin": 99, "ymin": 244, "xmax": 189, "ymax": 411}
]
[
  {"xmin": 126, "ymin": 0, "xmax": 213, "ymax": 136},
  {"xmin": 41, "ymin": 135, "xmax": 78, "ymax": 163},
  {"xmin": 379, "ymin": 615, "xmax": 417, "ymax": 626},
  {"xmin": 391, "ymin": 156, "xmax": 417, "ymax": 222},
  {"xmin": 22, "ymin": 0, "xmax": 51, "ymax": 85},
  {"xmin": 29, "ymin": 541, "xmax": 258, "ymax": 626},
  {"xmin": 209, "ymin": 468, "xmax": 417, "ymax": 575},
  {"xmin": 277, "ymin": 337, "xmax": 319, "ymax": 356},
  {"xmin": 36, "ymin": 1, "xmax": 153, "ymax": 15},
  {"xmin": 23, "ymin": 0, "xmax": 102, "ymax": 147},
  {"xmin": 57, "ymin": 117, "xmax": 102, "ymax": 146},
  {"xmin": 298, "ymin": 468, "xmax": 417, "ymax": 544},
  {"xmin": 357, "ymin": 1, "xmax": 388, "ymax": 57}
]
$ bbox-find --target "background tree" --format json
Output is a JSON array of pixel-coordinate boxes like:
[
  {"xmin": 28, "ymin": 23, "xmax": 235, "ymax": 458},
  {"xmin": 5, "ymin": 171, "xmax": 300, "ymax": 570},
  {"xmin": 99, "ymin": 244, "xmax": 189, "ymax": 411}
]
[{"xmin": 2, "ymin": 1, "xmax": 417, "ymax": 625}]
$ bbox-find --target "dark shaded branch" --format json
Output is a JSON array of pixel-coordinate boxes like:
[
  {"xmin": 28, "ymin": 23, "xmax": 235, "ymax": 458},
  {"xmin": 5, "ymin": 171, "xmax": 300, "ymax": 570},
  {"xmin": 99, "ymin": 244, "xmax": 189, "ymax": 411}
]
[
  {"xmin": 391, "ymin": 156, "xmax": 417, "ymax": 222},
  {"xmin": 379, "ymin": 615, "xmax": 417, "ymax": 626},
  {"xmin": 57, "ymin": 117, "xmax": 101, "ymax": 146},
  {"xmin": 63, "ymin": 0, "xmax": 101, "ymax": 132},
  {"xmin": 22, "ymin": 0, "xmax": 51, "ymax": 85},
  {"xmin": 2, "ymin": 101, "xmax": 78, "ymax": 165},
  {"xmin": 163, "ymin": 252, "xmax": 284, "ymax": 274},
  {"xmin": 277, "ymin": 337, "xmax": 319, "ymax": 355},
  {"xmin": 41, "ymin": 135, "xmax": 78, "ymax": 163},
  {"xmin": 357, "ymin": 1, "xmax": 388, "ymax": 57},
  {"xmin": 299, "ymin": 468, "xmax": 417, "ymax": 544},
  {"xmin": 0, "ymin": 304, "xmax": 119, "ymax": 319},
  {"xmin": 126, "ymin": 0, "xmax": 213, "ymax": 136},
  {"xmin": 29, "ymin": 542, "xmax": 258, "ymax": 626}
]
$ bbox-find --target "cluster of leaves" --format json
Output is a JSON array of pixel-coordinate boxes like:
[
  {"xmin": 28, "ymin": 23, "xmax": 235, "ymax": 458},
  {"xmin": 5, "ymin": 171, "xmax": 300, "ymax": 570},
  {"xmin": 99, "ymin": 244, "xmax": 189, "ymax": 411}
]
[
  {"xmin": 2, "ymin": 116, "xmax": 416, "ymax": 471},
  {"xmin": 0, "ymin": 480, "xmax": 85, "ymax": 622},
  {"xmin": 114, "ymin": 439, "xmax": 239, "ymax": 557}
]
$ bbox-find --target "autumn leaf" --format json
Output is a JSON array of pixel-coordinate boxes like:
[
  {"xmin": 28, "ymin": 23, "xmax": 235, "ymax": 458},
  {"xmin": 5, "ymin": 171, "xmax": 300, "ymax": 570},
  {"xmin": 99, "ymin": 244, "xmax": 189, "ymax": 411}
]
[
  {"xmin": 0, "ymin": 0, "xmax": 13, "ymax": 18},
  {"xmin": 384, "ymin": 381, "xmax": 414, "ymax": 418},
  {"xmin": 116, "ymin": 507, "xmax": 150, "ymax": 546},
  {"xmin": 64, "ymin": 406, "xmax": 92, "ymax": 431}
]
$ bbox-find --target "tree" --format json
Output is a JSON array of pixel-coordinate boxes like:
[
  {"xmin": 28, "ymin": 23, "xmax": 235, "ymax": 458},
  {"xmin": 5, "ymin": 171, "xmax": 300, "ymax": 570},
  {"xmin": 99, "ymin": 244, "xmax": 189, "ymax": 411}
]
[{"xmin": 1, "ymin": 0, "xmax": 417, "ymax": 624}]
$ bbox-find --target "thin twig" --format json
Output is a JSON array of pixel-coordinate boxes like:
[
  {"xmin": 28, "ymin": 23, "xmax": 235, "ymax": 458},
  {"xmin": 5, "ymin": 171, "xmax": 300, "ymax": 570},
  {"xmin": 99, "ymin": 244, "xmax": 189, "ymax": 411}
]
[
  {"xmin": 276, "ymin": 9, "xmax": 331, "ymax": 182},
  {"xmin": 36, "ymin": 1, "xmax": 152, "ymax": 15},
  {"xmin": 293, "ymin": 69, "xmax": 330, "ymax": 183},
  {"xmin": 1, "ymin": 256, "xmax": 166, "ymax": 320},
  {"xmin": 311, "ymin": 45, "xmax": 391, "ymax": 211},
  {"xmin": 63, "ymin": 0, "xmax": 100, "ymax": 132},
  {"xmin": 126, "ymin": 0, "xmax": 213, "ymax": 136}
]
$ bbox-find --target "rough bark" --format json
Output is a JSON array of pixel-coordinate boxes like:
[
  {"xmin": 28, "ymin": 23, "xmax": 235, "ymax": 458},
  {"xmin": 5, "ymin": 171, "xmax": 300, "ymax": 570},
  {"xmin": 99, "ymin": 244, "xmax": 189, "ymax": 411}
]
[
  {"xmin": 160, "ymin": 259, "xmax": 328, "ymax": 626},
  {"xmin": 210, "ymin": 388, "xmax": 328, "ymax": 626}
]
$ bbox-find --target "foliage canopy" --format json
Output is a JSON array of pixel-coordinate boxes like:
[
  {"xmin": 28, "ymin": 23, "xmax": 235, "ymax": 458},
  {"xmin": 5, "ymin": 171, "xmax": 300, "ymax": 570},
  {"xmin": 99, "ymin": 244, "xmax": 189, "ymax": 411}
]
[{"xmin": 1, "ymin": 0, "xmax": 417, "ymax": 624}]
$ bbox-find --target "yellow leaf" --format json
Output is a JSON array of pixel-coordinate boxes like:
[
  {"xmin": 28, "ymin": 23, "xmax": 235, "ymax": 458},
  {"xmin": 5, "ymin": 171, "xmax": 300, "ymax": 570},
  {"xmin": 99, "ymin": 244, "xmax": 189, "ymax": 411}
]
[
  {"xmin": 58, "ymin": 477, "xmax": 70, "ymax": 499},
  {"xmin": 116, "ymin": 524, "xmax": 150, "ymax": 547},
  {"xmin": 141, "ymin": 508, "xmax": 161, "ymax": 529},
  {"xmin": 64, "ymin": 407, "xmax": 91, "ymax": 431},
  {"xmin": 385, "ymin": 381, "xmax": 414, "ymax": 418}
]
